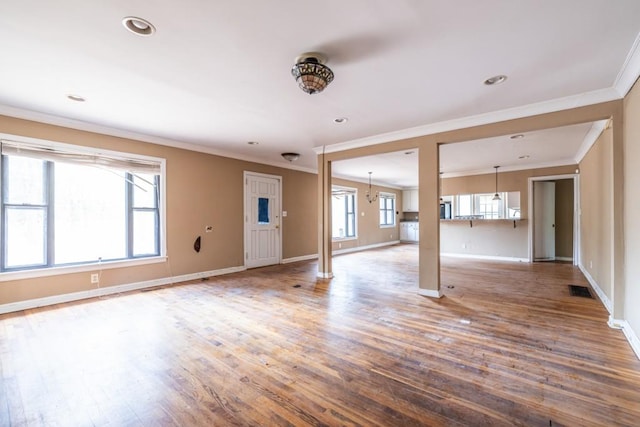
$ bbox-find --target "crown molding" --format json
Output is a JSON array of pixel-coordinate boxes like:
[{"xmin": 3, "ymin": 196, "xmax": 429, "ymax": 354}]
[
  {"xmin": 613, "ymin": 31, "xmax": 640, "ymax": 97},
  {"xmin": 0, "ymin": 104, "xmax": 317, "ymax": 175},
  {"xmin": 574, "ymin": 120, "xmax": 608, "ymax": 164},
  {"xmin": 314, "ymin": 87, "xmax": 621, "ymax": 155}
]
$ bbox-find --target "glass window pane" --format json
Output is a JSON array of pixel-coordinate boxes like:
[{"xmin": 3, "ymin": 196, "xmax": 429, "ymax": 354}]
[
  {"xmin": 133, "ymin": 211, "xmax": 157, "ymax": 256},
  {"xmin": 5, "ymin": 156, "xmax": 46, "ymax": 204},
  {"xmin": 458, "ymin": 195, "xmax": 472, "ymax": 216},
  {"xmin": 258, "ymin": 197, "xmax": 269, "ymax": 224},
  {"xmin": 54, "ymin": 163, "xmax": 126, "ymax": 264},
  {"xmin": 5, "ymin": 207, "xmax": 46, "ymax": 268},
  {"xmin": 331, "ymin": 194, "xmax": 346, "ymax": 238},
  {"xmin": 133, "ymin": 173, "xmax": 157, "ymax": 208}
]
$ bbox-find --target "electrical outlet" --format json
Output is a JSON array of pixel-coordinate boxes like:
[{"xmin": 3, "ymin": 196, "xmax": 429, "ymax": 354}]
[{"xmin": 90, "ymin": 273, "xmax": 99, "ymax": 284}]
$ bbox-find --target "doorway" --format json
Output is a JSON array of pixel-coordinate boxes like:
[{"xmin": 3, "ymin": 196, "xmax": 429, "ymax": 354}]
[
  {"xmin": 244, "ymin": 171, "xmax": 281, "ymax": 268},
  {"xmin": 529, "ymin": 174, "xmax": 579, "ymax": 264}
]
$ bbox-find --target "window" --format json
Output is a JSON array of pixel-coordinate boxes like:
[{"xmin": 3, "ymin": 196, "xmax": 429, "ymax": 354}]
[
  {"xmin": 332, "ymin": 187, "xmax": 356, "ymax": 239},
  {"xmin": 476, "ymin": 194, "xmax": 502, "ymax": 219},
  {"xmin": 451, "ymin": 192, "xmax": 520, "ymax": 219},
  {"xmin": 1, "ymin": 138, "xmax": 164, "ymax": 273},
  {"xmin": 379, "ymin": 193, "xmax": 396, "ymax": 227}
]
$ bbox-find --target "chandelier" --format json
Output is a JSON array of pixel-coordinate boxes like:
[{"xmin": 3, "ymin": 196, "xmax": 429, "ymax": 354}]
[
  {"xmin": 366, "ymin": 171, "xmax": 378, "ymax": 203},
  {"xmin": 291, "ymin": 52, "xmax": 334, "ymax": 94}
]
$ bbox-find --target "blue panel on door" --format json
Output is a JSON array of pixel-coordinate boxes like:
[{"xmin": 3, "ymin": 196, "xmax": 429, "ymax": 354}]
[{"xmin": 258, "ymin": 197, "xmax": 269, "ymax": 224}]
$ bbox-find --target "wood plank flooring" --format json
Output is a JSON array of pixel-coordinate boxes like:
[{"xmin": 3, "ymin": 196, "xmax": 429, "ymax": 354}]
[{"xmin": 1, "ymin": 244, "xmax": 639, "ymax": 426}]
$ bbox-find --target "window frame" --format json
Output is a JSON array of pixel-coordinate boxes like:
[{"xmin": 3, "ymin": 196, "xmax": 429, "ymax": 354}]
[
  {"xmin": 331, "ymin": 186, "xmax": 357, "ymax": 240},
  {"xmin": 452, "ymin": 192, "xmax": 508, "ymax": 219},
  {"xmin": 379, "ymin": 192, "xmax": 396, "ymax": 228},
  {"xmin": 0, "ymin": 134, "xmax": 166, "ymax": 281}
]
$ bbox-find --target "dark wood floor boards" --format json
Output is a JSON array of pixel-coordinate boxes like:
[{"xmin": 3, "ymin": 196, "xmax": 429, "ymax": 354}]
[{"xmin": 1, "ymin": 243, "xmax": 640, "ymax": 426}]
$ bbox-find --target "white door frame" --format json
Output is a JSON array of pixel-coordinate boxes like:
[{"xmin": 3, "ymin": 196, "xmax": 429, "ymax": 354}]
[
  {"xmin": 243, "ymin": 171, "xmax": 283, "ymax": 268},
  {"xmin": 527, "ymin": 173, "xmax": 580, "ymax": 265}
]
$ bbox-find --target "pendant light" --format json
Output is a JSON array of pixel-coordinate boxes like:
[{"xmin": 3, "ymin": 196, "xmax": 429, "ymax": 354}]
[
  {"xmin": 492, "ymin": 166, "xmax": 501, "ymax": 201},
  {"xmin": 365, "ymin": 171, "xmax": 378, "ymax": 203}
]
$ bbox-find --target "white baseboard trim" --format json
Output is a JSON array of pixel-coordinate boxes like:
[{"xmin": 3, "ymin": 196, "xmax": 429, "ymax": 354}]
[
  {"xmin": 440, "ymin": 253, "xmax": 528, "ymax": 263},
  {"xmin": 609, "ymin": 317, "xmax": 640, "ymax": 360},
  {"xmin": 0, "ymin": 265, "xmax": 246, "ymax": 315},
  {"xmin": 620, "ymin": 320, "xmax": 640, "ymax": 360},
  {"xmin": 608, "ymin": 316, "xmax": 625, "ymax": 329},
  {"xmin": 578, "ymin": 264, "xmax": 613, "ymax": 313},
  {"xmin": 333, "ymin": 240, "xmax": 400, "ymax": 256},
  {"xmin": 282, "ymin": 254, "xmax": 318, "ymax": 264},
  {"xmin": 555, "ymin": 256, "xmax": 574, "ymax": 262},
  {"xmin": 317, "ymin": 272, "xmax": 334, "ymax": 279},
  {"xmin": 418, "ymin": 288, "xmax": 443, "ymax": 298}
]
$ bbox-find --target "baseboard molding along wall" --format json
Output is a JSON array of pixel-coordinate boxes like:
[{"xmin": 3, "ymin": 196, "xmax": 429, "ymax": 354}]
[
  {"xmin": 609, "ymin": 317, "xmax": 640, "ymax": 360},
  {"xmin": 578, "ymin": 264, "xmax": 639, "ymax": 361},
  {"xmin": 282, "ymin": 254, "xmax": 318, "ymax": 264},
  {"xmin": 0, "ymin": 265, "xmax": 246, "ymax": 315},
  {"xmin": 333, "ymin": 240, "xmax": 400, "ymax": 256},
  {"xmin": 440, "ymin": 253, "xmax": 528, "ymax": 263},
  {"xmin": 578, "ymin": 263, "xmax": 613, "ymax": 313}
]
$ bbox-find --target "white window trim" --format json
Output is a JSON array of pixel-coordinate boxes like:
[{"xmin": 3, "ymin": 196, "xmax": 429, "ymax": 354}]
[
  {"xmin": 379, "ymin": 192, "xmax": 396, "ymax": 228},
  {"xmin": 0, "ymin": 256, "xmax": 167, "ymax": 282},
  {"xmin": 0, "ymin": 133, "xmax": 168, "ymax": 277},
  {"xmin": 332, "ymin": 185, "xmax": 358, "ymax": 240}
]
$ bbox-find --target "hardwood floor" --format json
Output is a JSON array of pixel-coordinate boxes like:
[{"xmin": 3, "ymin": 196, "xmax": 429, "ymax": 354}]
[{"xmin": 1, "ymin": 244, "xmax": 639, "ymax": 426}]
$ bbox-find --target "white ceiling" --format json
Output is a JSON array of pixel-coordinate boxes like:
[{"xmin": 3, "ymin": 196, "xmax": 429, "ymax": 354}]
[{"xmin": 0, "ymin": 1, "xmax": 639, "ymax": 188}]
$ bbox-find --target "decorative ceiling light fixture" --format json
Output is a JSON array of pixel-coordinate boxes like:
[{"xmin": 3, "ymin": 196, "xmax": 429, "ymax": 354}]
[
  {"xmin": 281, "ymin": 152, "xmax": 300, "ymax": 162},
  {"xmin": 291, "ymin": 52, "xmax": 334, "ymax": 94},
  {"xmin": 492, "ymin": 166, "xmax": 501, "ymax": 201},
  {"xmin": 365, "ymin": 171, "xmax": 379, "ymax": 203},
  {"xmin": 122, "ymin": 16, "xmax": 156, "ymax": 36}
]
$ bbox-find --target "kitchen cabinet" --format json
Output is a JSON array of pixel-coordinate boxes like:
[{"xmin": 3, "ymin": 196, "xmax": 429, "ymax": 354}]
[
  {"xmin": 402, "ymin": 189, "xmax": 419, "ymax": 212},
  {"xmin": 400, "ymin": 222, "xmax": 419, "ymax": 242}
]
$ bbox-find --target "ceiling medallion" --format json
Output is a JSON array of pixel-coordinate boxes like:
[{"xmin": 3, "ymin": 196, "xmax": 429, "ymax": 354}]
[{"xmin": 291, "ymin": 52, "xmax": 334, "ymax": 95}]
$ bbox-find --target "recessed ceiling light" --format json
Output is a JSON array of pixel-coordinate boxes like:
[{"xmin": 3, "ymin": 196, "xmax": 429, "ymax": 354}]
[
  {"xmin": 122, "ymin": 16, "xmax": 156, "ymax": 36},
  {"xmin": 518, "ymin": 155, "xmax": 530, "ymax": 160},
  {"xmin": 510, "ymin": 134, "xmax": 524, "ymax": 139},
  {"xmin": 67, "ymin": 94, "xmax": 86, "ymax": 102},
  {"xmin": 334, "ymin": 117, "xmax": 348, "ymax": 124},
  {"xmin": 247, "ymin": 141, "xmax": 259, "ymax": 145},
  {"xmin": 484, "ymin": 75, "xmax": 507, "ymax": 85}
]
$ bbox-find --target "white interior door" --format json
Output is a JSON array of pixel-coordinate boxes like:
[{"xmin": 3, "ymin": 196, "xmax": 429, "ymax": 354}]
[
  {"xmin": 534, "ymin": 181, "xmax": 556, "ymax": 260},
  {"xmin": 245, "ymin": 172, "xmax": 281, "ymax": 268}
]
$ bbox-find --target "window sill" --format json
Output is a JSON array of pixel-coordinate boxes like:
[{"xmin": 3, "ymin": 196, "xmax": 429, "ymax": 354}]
[
  {"xmin": 332, "ymin": 237, "xmax": 357, "ymax": 242},
  {"xmin": 0, "ymin": 256, "xmax": 167, "ymax": 282},
  {"xmin": 380, "ymin": 224, "xmax": 396, "ymax": 229}
]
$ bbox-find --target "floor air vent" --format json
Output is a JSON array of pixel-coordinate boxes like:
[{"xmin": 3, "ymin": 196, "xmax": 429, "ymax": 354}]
[{"xmin": 569, "ymin": 285, "xmax": 593, "ymax": 298}]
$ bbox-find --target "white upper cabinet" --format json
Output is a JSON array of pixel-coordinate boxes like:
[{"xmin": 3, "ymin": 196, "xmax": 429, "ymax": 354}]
[{"xmin": 402, "ymin": 189, "xmax": 419, "ymax": 212}]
